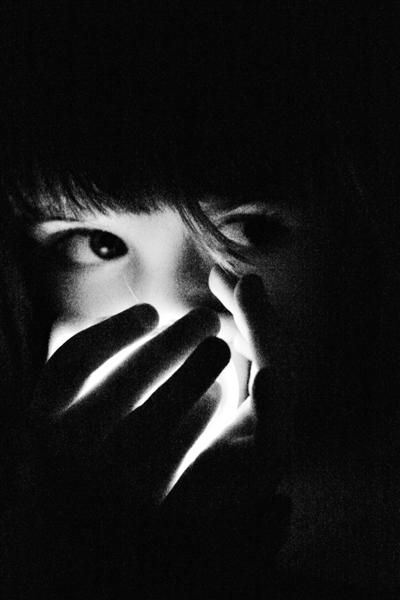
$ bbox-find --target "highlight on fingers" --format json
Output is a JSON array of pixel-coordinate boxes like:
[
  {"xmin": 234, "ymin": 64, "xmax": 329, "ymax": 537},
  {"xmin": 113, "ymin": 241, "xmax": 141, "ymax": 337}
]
[
  {"xmin": 48, "ymin": 302, "xmax": 159, "ymax": 365},
  {"xmin": 33, "ymin": 303, "xmax": 160, "ymax": 418},
  {"xmin": 61, "ymin": 306, "xmax": 222, "ymax": 423},
  {"xmin": 165, "ymin": 343, "xmax": 241, "ymax": 497},
  {"xmin": 115, "ymin": 306, "xmax": 222, "ymax": 404},
  {"xmin": 208, "ymin": 265, "xmax": 237, "ymax": 314},
  {"xmin": 143, "ymin": 336, "xmax": 231, "ymax": 423}
]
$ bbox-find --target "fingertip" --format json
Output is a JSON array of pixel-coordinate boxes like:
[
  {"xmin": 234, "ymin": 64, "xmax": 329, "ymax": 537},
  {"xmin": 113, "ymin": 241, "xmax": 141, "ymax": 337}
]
[
  {"xmin": 190, "ymin": 306, "xmax": 221, "ymax": 336},
  {"xmin": 110, "ymin": 302, "xmax": 159, "ymax": 330},
  {"xmin": 135, "ymin": 303, "xmax": 160, "ymax": 328},
  {"xmin": 208, "ymin": 264, "xmax": 221, "ymax": 290},
  {"xmin": 202, "ymin": 336, "xmax": 231, "ymax": 368},
  {"xmin": 208, "ymin": 264, "xmax": 236, "ymax": 288},
  {"xmin": 208, "ymin": 265, "xmax": 237, "ymax": 313}
]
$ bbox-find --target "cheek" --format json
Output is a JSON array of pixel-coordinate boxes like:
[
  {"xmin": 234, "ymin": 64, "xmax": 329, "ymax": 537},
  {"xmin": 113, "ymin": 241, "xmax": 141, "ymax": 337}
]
[
  {"xmin": 49, "ymin": 262, "xmax": 135, "ymax": 320},
  {"xmin": 46, "ymin": 264, "xmax": 136, "ymax": 356},
  {"xmin": 250, "ymin": 243, "xmax": 325, "ymax": 354},
  {"xmin": 175, "ymin": 238, "xmax": 215, "ymax": 306}
]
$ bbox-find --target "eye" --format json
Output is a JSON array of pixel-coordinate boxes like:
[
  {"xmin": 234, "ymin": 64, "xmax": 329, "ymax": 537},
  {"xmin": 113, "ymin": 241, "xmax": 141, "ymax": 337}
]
[
  {"xmin": 53, "ymin": 229, "xmax": 128, "ymax": 266},
  {"xmin": 220, "ymin": 214, "xmax": 290, "ymax": 250}
]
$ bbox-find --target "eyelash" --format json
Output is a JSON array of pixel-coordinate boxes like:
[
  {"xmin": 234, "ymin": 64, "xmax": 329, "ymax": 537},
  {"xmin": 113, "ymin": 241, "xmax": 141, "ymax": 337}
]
[
  {"xmin": 48, "ymin": 228, "xmax": 128, "ymax": 266},
  {"xmin": 220, "ymin": 213, "xmax": 289, "ymax": 250}
]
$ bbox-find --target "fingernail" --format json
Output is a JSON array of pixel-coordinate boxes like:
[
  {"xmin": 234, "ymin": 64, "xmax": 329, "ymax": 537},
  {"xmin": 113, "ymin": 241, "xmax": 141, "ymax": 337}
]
[
  {"xmin": 136, "ymin": 303, "xmax": 159, "ymax": 327},
  {"xmin": 191, "ymin": 307, "xmax": 221, "ymax": 334}
]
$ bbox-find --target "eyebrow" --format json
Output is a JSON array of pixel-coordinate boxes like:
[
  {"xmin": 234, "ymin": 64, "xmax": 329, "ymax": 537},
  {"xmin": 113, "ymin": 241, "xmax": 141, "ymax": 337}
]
[
  {"xmin": 26, "ymin": 200, "xmax": 110, "ymax": 222},
  {"xmin": 27, "ymin": 219, "xmax": 105, "ymax": 243},
  {"xmin": 23, "ymin": 190, "xmax": 168, "ymax": 222},
  {"xmin": 199, "ymin": 187, "xmax": 285, "ymax": 211},
  {"xmin": 200, "ymin": 199, "xmax": 280, "ymax": 218},
  {"xmin": 16, "ymin": 198, "xmax": 96, "ymax": 223}
]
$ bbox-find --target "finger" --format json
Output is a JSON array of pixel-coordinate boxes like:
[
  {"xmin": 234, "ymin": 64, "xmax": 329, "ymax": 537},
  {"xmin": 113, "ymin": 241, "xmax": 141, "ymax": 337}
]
[
  {"xmin": 159, "ymin": 388, "xmax": 224, "ymax": 500},
  {"xmin": 56, "ymin": 308, "xmax": 221, "ymax": 446},
  {"xmin": 136, "ymin": 336, "xmax": 230, "ymax": 429},
  {"xmin": 252, "ymin": 363, "xmax": 294, "ymax": 473},
  {"xmin": 209, "ymin": 266, "xmax": 263, "ymax": 359},
  {"xmin": 232, "ymin": 331, "xmax": 253, "ymax": 361},
  {"xmin": 112, "ymin": 338, "xmax": 229, "ymax": 462},
  {"xmin": 235, "ymin": 274, "xmax": 288, "ymax": 371},
  {"xmin": 208, "ymin": 265, "xmax": 237, "ymax": 314},
  {"xmin": 48, "ymin": 303, "xmax": 159, "ymax": 375},
  {"xmin": 252, "ymin": 368, "xmax": 277, "ymax": 435},
  {"xmin": 34, "ymin": 303, "xmax": 159, "ymax": 417},
  {"xmin": 237, "ymin": 276, "xmax": 296, "ymax": 470},
  {"xmin": 99, "ymin": 307, "xmax": 221, "ymax": 417},
  {"xmin": 209, "ymin": 265, "xmax": 255, "ymax": 360},
  {"xmin": 108, "ymin": 388, "xmax": 223, "ymax": 506},
  {"xmin": 107, "ymin": 337, "xmax": 230, "ymax": 501},
  {"xmin": 251, "ymin": 368, "xmax": 286, "ymax": 488}
]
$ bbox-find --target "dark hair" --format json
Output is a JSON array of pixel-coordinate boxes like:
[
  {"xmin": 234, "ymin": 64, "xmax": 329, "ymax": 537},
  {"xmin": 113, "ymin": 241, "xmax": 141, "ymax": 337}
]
[{"xmin": 0, "ymin": 3, "xmax": 394, "ymax": 277}]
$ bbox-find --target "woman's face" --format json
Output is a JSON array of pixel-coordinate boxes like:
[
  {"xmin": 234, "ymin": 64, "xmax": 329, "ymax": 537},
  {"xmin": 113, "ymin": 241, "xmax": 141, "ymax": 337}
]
[{"xmin": 29, "ymin": 199, "xmax": 327, "ymax": 374}]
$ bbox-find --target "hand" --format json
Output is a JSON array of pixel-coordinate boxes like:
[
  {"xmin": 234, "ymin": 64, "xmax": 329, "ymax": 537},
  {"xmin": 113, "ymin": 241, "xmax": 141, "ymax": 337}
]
[
  {"xmin": 197, "ymin": 267, "xmax": 296, "ymax": 560},
  {"xmin": 140, "ymin": 269, "xmax": 295, "ymax": 596},
  {"xmin": 29, "ymin": 304, "xmax": 230, "ymax": 509},
  {"xmin": 5, "ymin": 304, "xmax": 231, "ymax": 595},
  {"xmin": 209, "ymin": 265, "xmax": 296, "ymax": 478}
]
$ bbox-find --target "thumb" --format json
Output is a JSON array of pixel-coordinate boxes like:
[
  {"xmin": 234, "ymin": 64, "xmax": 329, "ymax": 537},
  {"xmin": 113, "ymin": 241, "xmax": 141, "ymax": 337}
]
[{"xmin": 252, "ymin": 367, "xmax": 292, "ymax": 487}]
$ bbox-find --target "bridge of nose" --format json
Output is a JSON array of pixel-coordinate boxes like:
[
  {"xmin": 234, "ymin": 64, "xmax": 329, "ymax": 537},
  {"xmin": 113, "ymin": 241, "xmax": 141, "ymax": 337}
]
[{"xmin": 126, "ymin": 228, "xmax": 219, "ymax": 319}]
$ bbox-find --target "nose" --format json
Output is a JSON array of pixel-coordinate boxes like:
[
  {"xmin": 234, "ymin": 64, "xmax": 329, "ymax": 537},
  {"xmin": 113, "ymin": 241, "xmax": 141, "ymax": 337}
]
[{"xmin": 124, "ymin": 233, "xmax": 224, "ymax": 325}]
